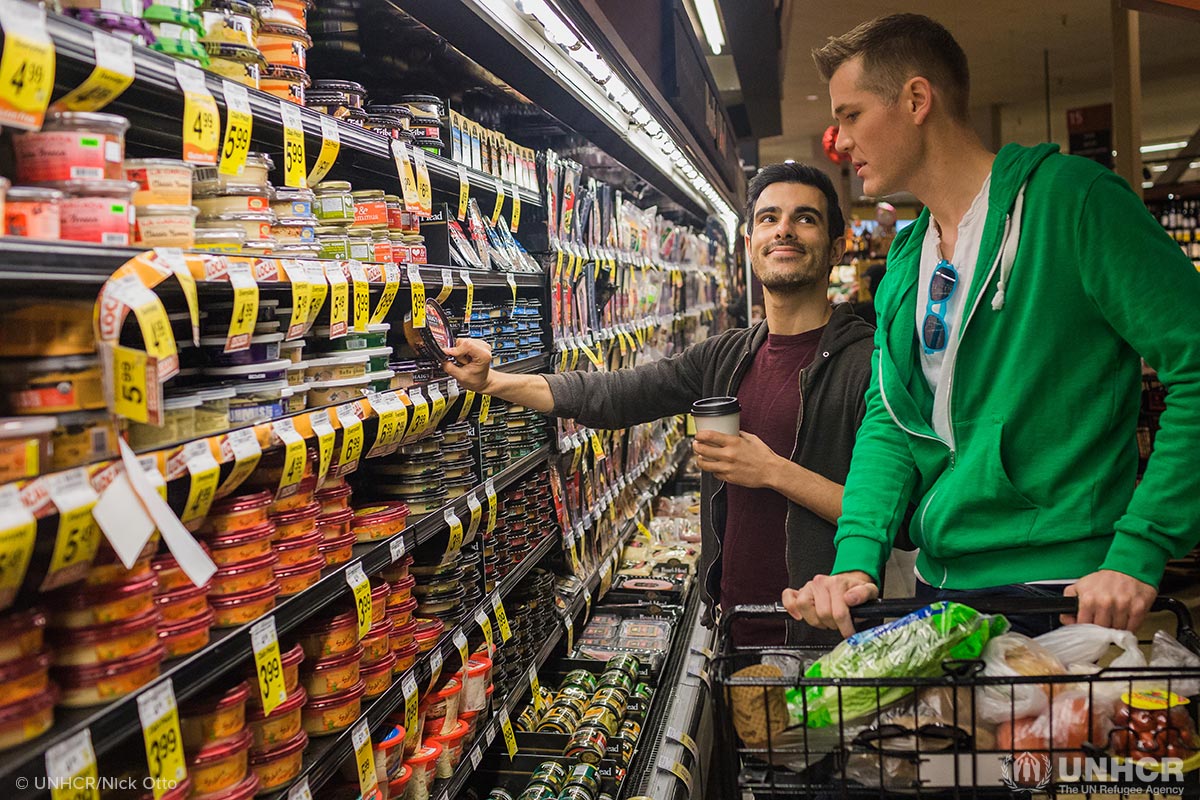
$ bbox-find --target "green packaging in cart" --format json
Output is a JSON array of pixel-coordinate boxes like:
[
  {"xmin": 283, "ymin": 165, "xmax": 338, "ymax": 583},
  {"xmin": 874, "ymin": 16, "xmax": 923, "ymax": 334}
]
[{"xmin": 790, "ymin": 601, "xmax": 1008, "ymax": 728}]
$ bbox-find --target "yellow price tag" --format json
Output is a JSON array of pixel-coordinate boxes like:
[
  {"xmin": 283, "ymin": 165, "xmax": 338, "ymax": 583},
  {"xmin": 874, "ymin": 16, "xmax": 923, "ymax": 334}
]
[
  {"xmin": 567, "ymin": 534, "xmax": 582, "ymax": 574},
  {"xmin": 456, "ymin": 164, "xmax": 470, "ymax": 221},
  {"xmin": 453, "ymin": 629, "xmax": 469, "ymax": 676},
  {"xmin": 137, "ymin": 681, "xmax": 187, "ymax": 799},
  {"xmin": 407, "ymin": 264, "xmax": 426, "ymax": 328},
  {"xmin": 456, "ymin": 389, "xmax": 476, "ymax": 425},
  {"xmin": 478, "ymin": 393, "xmax": 491, "ymax": 425},
  {"xmin": 559, "ymin": 346, "xmax": 569, "ymax": 373},
  {"xmin": 590, "ymin": 431, "xmax": 605, "ymax": 461},
  {"xmin": 250, "ymin": 616, "xmax": 287, "ymax": 716},
  {"xmin": 392, "ymin": 140, "xmax": 420, "ymax": 213},
  {"xmin": 484, "ymin": 478, "xmax": 497, "ymax": 534},
  {"xmin": 175, "ymin": 63, "xmax": 218, "ymax": 165},
  {"xmin": 336, "ymin": 403, "xmax": 364, "ymax": 477},
  {"xmin": 279, "ymin": 100, "xmax": 307, "ymax": 189},
  {"xmin": 460, "ymin": 269, "xmax": 475, "ymax": 322},
  {"xmin": 42, "ymin": 470, "xmax": 100, "ymax": 592},
  {"xmin": 324, "ymin": 262, "xmax": 350, "ymax": 338},
  {"xmin": 491, "ymin": 177, "xmax": 505, "ymax": 225},
  {"xmin": 444, "ymin": 508, "xmax": 464, "ymax": 554},
  {"xmin": 367, "ymin": 392, "xmax": 404, "ymax": 457},
  {"xmin": 404, "ymin": 390, "xmax": 429, "ymax": 443},
  {"xmin": 347, "ymin": 260, "xmax": 370, "ymax": 332},
  {"xmin": 351, "ymin": 720, "xmax": 379, "ymax": 800},
  {"xmin": 0, "ymin": 0, "xmax": 54, "ymax": 130},
  {"xmin": 217, "ymin": 427, "xmax": 262, "ymax": 497},
  {"xmin": 110, "ymin": 343, "xmax": 155, "ymax": 424},
  {"xmin": 272, "ymin": 419, "xmax": 306, "ymax": 499},
  {"xmin": 346, "ymin": 561, "xmax": 372, "ymax": 640},
  {"xmin": 582, "ymin": 341, "xmax": 603, "ymax": 368},
  {"xmin": 511, "ymin": 184, "xmax": 521, "ymax": 232},
  {"xmin": 506, "ymin": 272, "xmax": 517, "ymax": 314},
  {"xmin": 412, "ymin": 145, "xmax": 432, "ymax": 217},
  {"xmin": 46, "ymin": 730, "xmax": 100, "ymax": 800},
  {"xmin": 305, "ymin": 261, "xmax": 328, "ymax": 328},
  {"xmin": 528, "ymin": 666, "xmax": 544, "ymax": 712},
  {"xmin": 499, "ymin": 707, "xmax": 518, "ymax": 759},
  {"xmin": 0, "ymin": 487, "xmax": 35, "ymax": 611},
  {"xmin": 563, "ymin": 610, "xmax": 574, "ymax": 652},
  {"xmin": 55, "ymin": 31, "xmax": 133, "ymax": 112},
  {"xmin": 401, "ymin": 674, "xmax": 419, "ymax": 752},
  {"xmin": 435, "ymin": 268, "xmax": 453, "ymax": 303},
  {"xmin": 492, "ymin": 593, "xmax": 512, "ymax": 642},
  {"xmin": 636, "ymin": 521, "xmax": 652, "ymax": 539},
  {"xmin": 474, "ymin": 607, "xmax": 494, "ymax": 654},
  {"xmin": 309, "ymin": 411, "xmax": 336, "ymax": 486},
  {"xmin": 668, "ymin": 761, "xmax": 694, "ymax": 794},
  {"xmin": 466, "ymin": 491, "xmax": 483, "ymax": 536},
  {"xmin": 308, "ymin": 115, "xmax": 340, "ymax": 185},
  {"xmin": 225, "ymin": 261, "xmax": 258, "ymax": 352},
  {"xmin": 180, "ymin": 441, "xmax": 220, "ymax": 523},
  {"xmin": 280, "ymin": 260, "xmax": 312, "ymax": 340},
  {"xmin": 370, "ymin": 262, "xmax": 401, "ymax": 325},
  {"xmin": 428, "ymin": 385, "xmax": 446, "ymax": 425},
  {"xmin": 218, "ymin": 81, "xmax": 253, "ymax": 176}
]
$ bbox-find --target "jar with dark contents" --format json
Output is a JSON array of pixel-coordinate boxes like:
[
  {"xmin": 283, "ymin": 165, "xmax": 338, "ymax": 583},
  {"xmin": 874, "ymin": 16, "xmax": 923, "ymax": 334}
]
[
  {"xmin": 605, "ymin": 653, "xmax": 640, "ymax": 682},
  {"xmin": 514, "ymin": 785, "xmax": 556, "ymax": 800},
  {"xmin": 527, "ymin": 761, "xmax": 566, "ymax": 793},
  {"xmin": 562, "ymin": 763, "xmax": 602, "ymax": 797},
  {"xmin": 535, "ymin": 703, "xmax": 579, "ymax": 734},
  {"xmin": 597, "ymin": 668, "xmax": 633, "ymax": 695},
  {"xmin": 606, "ymin": 732, "xmax": 635, "ymax": 768},
  {"xmin": 565, "ymin": 724, "xmax": 607, "ymax": 765},
  {"xmin": 588, "ymin": 686, "xmax": 627, "ymax": 719}
]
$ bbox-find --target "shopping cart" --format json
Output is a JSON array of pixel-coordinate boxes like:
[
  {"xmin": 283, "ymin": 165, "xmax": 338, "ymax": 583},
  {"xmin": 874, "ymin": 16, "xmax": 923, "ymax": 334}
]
[{"xmin": 712, "ymin": 597, "xmax": 1200, "ymax": 798}]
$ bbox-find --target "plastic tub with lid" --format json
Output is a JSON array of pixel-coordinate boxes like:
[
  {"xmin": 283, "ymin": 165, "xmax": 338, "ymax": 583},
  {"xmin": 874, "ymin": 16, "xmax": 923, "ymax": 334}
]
[
  {"xmin": 274, "ymin": 555, "xmax": 324, "ymax": 597},
  {"xmin": 258, "ymin": 22, "xmax": 310, "ymax": 68},
  {"xmin": 13, "ymin": 112, "xmax": 129, "ymax": 183},
  {"xmin": 210, "ymin": 552, "xmax": 278, "ymax": 598},
  {"xmin": 227, "ymin": 379, "xmax": 288, "ymax": 425},
  {"xmin": 203, "ymin": 522, "xmax": 275, "ymax": 567},
  {"xmin": 125, "ymin": 157, "xmax": 194, "ymax": 207},
  {"xmin": 45, "ymin": 179, "xmax": 137, "ymax": 245},
  {"xmin": 125, "ymin": 392, "xmax": 203, "ymax": 449},
  {"xmin": 197, "ymin": 212, "xmax": 275, "ymax": 243},
  {"xmin": 134, "ymin": 204, "xmax": 199, "ymax": 247},
  {"xmin": 301, "ymin": 679, "xmax": 364, "ymax": 737},
  {"xmin": 306, "ymin": 374, "xmax": 371, "ymax": 406},
  {"xmin": 0, "ymin": 650, "xmax": 49, "ymax": 707},
  {"xmin": 153, "ymin": 581, "xmax": 210, "ymax": 624},
  {"xmin": 193, "ymin": 153, "xmax": 274, "ymax": 193},
  {"xmin": 180, "ymin": 680, "xmax": 250, "ymax": 750},
  {"xmin": 204, "ymin": 490, "xmax": 271, "ymax": 534},
  {"xmin": 209, "ymin": 581, "xmax": 279, "ymax": 629},
  {"xmin": 187, "ymin": 726, "xmax": 252, "ymax": 796},
  {"xmin": 405, "ymin": 740, "xmax": 442, "ymax": 799},
  {"xmin": 0, "ymin": 416, "xmax": 54, "ymax": 483},
  {"xmin": 5, "ymin": 186, "xmax": 62, "ymax": 239},
  {"xmin": 245, "ymin": 684, "xmax": 305, "ymax": 749},
  {"xmin": 48, "ymin": 574, "xmax": 158, "ymax": 629},
  {"xmin": 300, "ymin": 643, "xmax": 362, "ymax": 698},
  {"xmin": 295, "ymin": 610, "xmax": 358, "ymax": 659},
  {"xmin": 52, "ymin": 643, "xmax": 162, "ymax": 707},
  {"xmin": 317, "ymin": 532, "xmax": 354, "ymax": 566},
  {"xmin": 194, "ymin": 386, "xmax": 237, "ymax": 435},
  {"xmin": 193, "ymin": 226, "xmax": 247, "ymax": 253},
  {"xmin": 247, "ymin": 729, "xmax": 308, "ymax": 791},
  {"xmin": 199, "ymin": 0, "xmax": 259, "ymax": 46},
  {"xmin": 428, "ymin": 719, "xmax": 469, "ymax": 778},
  {"xmin": 49, "ymin": 607, "xmax": 160, "ymax": 666}
]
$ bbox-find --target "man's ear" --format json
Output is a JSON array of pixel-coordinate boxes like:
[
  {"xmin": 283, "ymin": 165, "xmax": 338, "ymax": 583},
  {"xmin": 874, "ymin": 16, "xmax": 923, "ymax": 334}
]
[
  {"xmin": 830, "ymin": 235, "xmax": 847, "ymax": 267},
  {"xmin": 904, "ymin": 76, "xmax": 934, "ymax": 125}
]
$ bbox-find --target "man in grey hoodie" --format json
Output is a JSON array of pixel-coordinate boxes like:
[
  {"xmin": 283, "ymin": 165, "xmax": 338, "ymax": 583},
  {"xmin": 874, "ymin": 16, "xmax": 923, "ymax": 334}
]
[{"xmin": 445, "ymin": 163, "xmax": 875, "ymax": 645}]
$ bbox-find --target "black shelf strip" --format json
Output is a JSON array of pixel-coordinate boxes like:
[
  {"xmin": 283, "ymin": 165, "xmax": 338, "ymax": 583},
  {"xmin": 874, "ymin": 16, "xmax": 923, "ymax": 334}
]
[{"xmin": 0, "ymin": 445, "xmax": 551, "ymax": 796}]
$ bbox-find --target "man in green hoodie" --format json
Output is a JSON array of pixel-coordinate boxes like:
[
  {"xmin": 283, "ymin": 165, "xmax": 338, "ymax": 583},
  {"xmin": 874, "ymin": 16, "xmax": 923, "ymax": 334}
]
[{"xmin": 785, "ymin": 13, "xmax": 1200, "ymax": 636}]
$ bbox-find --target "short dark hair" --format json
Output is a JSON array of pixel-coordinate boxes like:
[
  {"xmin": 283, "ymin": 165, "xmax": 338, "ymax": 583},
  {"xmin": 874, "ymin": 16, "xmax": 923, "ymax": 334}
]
[
  {"xmin": 813, "ymin": 14, "xmax": 970, "ymax": 121},
  {"xmin": 745, "ymin": 162, "xmax": 845, "ymax": 244}
]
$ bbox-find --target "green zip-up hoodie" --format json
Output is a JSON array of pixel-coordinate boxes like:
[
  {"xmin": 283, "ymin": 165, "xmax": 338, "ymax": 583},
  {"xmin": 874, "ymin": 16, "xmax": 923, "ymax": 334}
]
[{"xmin": 832, "ymin": 142, "xmax": 1200, "ymax": 589}]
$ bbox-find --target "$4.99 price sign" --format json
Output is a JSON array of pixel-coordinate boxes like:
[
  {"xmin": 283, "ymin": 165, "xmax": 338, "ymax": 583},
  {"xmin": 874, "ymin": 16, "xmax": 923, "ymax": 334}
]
[
  {"xmin": 137, "ymin": 681, "xmax": 187, "ymax": 799},
  {"xmin": 175, "ymin": 62, "xmax": 218, "ymax": 165}
]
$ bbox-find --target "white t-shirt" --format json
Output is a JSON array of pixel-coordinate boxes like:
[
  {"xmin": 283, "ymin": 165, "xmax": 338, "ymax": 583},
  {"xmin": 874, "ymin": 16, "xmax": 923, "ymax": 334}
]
[{"xmin": 916, "ymin": 173, "xmax": 991, "ymax": 441}]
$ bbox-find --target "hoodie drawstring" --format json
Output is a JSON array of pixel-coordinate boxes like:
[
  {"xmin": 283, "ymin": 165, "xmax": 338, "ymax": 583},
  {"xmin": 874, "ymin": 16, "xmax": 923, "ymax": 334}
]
[{"xmin": 991, "ymin": 185, "xmax": 1027, "ymax": 311}]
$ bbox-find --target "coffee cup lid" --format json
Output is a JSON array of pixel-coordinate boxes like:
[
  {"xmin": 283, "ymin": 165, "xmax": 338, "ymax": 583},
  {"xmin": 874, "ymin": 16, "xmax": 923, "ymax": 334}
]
[{"xmin": 691, "ymin": 396, "xmax": 740, "ymax": 416}]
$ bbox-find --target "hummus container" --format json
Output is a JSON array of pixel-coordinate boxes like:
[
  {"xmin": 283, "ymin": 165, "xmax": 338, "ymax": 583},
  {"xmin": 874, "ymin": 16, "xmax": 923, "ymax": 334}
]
[
  {"xmin": 269, "ymin": 502, "xmax": 321, "ymax": 540},
  {"xmin": 198, "ymin": 212, "xmax": 275, "ymax": 242},
  {"xmin": 301, "ymin": 643, "xmax": 362, "ymax": 698},
  {"xmin": 246, "ymin": 642, "xmax": 304, "ymax": 701},
  {"xmin": 13, "ymin": 112, "xmax": 129, "ymax": 183},
  {"xmin": 200, "ymin": 0, "xmax": 259, "ymax": 46},
  {"xmin": 405, "ymin": 741, "xmax": 441, "ymax": 798},
  {"xmin": 158, "ymin": 608, "xmax": 215, "ymax": 658},
  {"xmin": 272, "ymin": 188, "xmax": 314, "ymax": 220},
  {"xmin": 0, "ymin": 651, "xmax": 49, "ymax": 706},
  {"xmin": 301, "ymin": 679, "xmax": 364, "ymax": 736},
  {"xmin": 45, "ymin": 179, "xmax": 137, "ymax": 245},
  {"xmin": 316, "ymin": 507, "xmax": 353, "ymax": 540},
  {"xmin": 317, "ymin": 532, "xmax": 355, "ymax": 566},
  {"xmin": 209, "ymin": 581, "xmax": 280, "ymax": 629},
  {"xmin": 307, "ymin": 375, "xmax": 371, "ymax": 406},
  {"xmin": 284, "ymin": 384, "xmax": 309, "ymax": 414},
  {"xmin": 134, "ymin": 204, "xmax": 199, "ymax": 246},
  {"xmin": 5, "ymin": 186, "xmax": 62, "ymax": 239},
  {"xmin": 205, "ymin": 491, "xmax": 273, "ymax": 535},
  {"xmin": 412, "ymin": 618, "xmax": 444, "ymax": 654},
  {"xmin": 126, "ymin": 158, "xmax": 194, "ymax": 206},
  {"xmin": 181, "ymin": 680, "xmax": 250, "ymax": 750},
  {"xmin": 125, "ymin": 392, "xmax": 203, "ymax": 448},
  {"xmin": 201, "ymin": 333, "xmax": 283, "ymax": 367},
  {"xmin": 315, "ymin": 485, "xmax": 352, "ymax": 514},
  {"xmin": 271, "ymin": 477, "xmax": 317, "ymax": 514},
  {"xmin": 428, "ymin": 719, "xmax": 468, "ymax": 778},
  {"xmin": 53, "ymin": 644, "xmax": 162, "ymax": 707},
  {"xmin": 0, "ymin": 416, "xmax": 51, "ymax": 481},
  {"xmin": 303, "ymin": 352, "xmax": 371, "ymax": 383},
  {"xmin": 315, "ymin": 228, "xmax": 348, "ymax": 259},
  {"xmin": 247, "ymin": 729, "xmax": 307, "ymax": 791},
  {"xmin": 207, "ymin": 359, "xmax": 290, "ymax": 384},
  {"xmin": 271, "ymin": 217, "xmax": 315, "ymax": 243},
  {"xmin": 205, "ymin": 523, "xmax": 276, "ymax": 566},
  {"xmin": 194, "ymin": 386, "xmax": 236, "ymax": 435},
  {"xmin": 8, "ymin": 355, "xmax": 105, "ymax": 414},
  {"xmin": 0, "ymin": 685, "xmax": 56, "ymax": 747},
  {"xmin": 387, "ymin": 766, "xmax": 411, "ymax": 800},
  {"xmin": 193, "ymin": 226, "xmax": 247, "ymax": 253},
  {"xmin": 392, "ymin": 639, "xmax": 418, "ymax": 674},
  {"xmin": 401, "ymin": 298, "xmax": 455, "ymax": 363},
  {"xmin": 274, "ymin": 556, "xmax": 324, "ymax": 596},
  {"xmin": 380, "ymin": 555, "xmax": 412, "ymax": 583},
  {"xmin": 0, "ymin": 609, "xmax": 45, "ymax": 663},
  {"xmin": 194, "ymin": 188, "xmax": 271, "ymax": 217},
  {"xmin": 261, "ymin": 63, "xmax": 309, "ymax": 105},
  {"xmin": 391, "ymin": 619, "xmax": 416, "ymax": 649},
  {"xmin": 351, "ymin": 503, "xmax": 409, "ymax": 543},
  {"xmin": 189, "ymin": 774, "xmax": 258, "ymax": 800},
  {"xmin": 152, "ymin": 549, "xmax": 209, "ymax": 593},
  {"xmin": 374, "ymin": 724, "xmax": 405, "ymax": 782},
  {"xmin": 245, "ymin": 685, "xmax": 306, "ymax": 749},
  {"xmin": 423, "ymin": 676, "xmax": 461, "ymax": 735},
  {"xmin": 387, "ymin": 596, "xmax": 417, "ymax": 628},
  {"xmin": 295, "ymin": 610, "xmax": 358, "ymax": 659},
  {"xmin": 228, "ymin": 380, "xmax": 288, "ymax": 424},
  {"xmin": 463, "ymin": 655, "xmax": 492, "ymax": 711},
  {"xmin": 387, "ymin": 574, "xmax": 415, "ymax": 604},
  {"xmin": 49, "ymin": 574, "xmax": 158, "ymax": 628},
  {"xmin": 155, "ymin": 581, "xmax": 211, "ymax": 623},
  {"xmin": 279, "ymin": 339, "xmax": 306, "ymax": 364},
  {"xmin": 358, "ymin": 346, "xmax": 393, "ymax": 373},
  {"xmin": 188, "ymin": 726, "xmax": 252, "ymax": 795},
  {"xmin": 205, "ymin": 42, "xmax": 264, "ymax": 88},
  {"xmin": 50, "ymin": 609, "xmax": 160, "ymax": 666},
  {"xmin": 361, "ymin": 653, "xmax": 395, "ymax": 699},
  {"xmin": 389, "ymin": 490, "xmax": 447, "ymax": 518},
  {"xmin": 258, "ymin": 22, "xmax": 310, "ymax": 67},
  {"xmin": 274, "ymin": 529, "xmax": 323, "ymax": 566},
  {"xmin": 351, "ymin": 189, "xmax": 386, "ymax": 228},
  {"xmin": 360, "ymin": 618, "xmax": 393, "ymax": 663},
  {"xmin": 211, "ymin": 553, "xmax": 279, "ymax": 597}
]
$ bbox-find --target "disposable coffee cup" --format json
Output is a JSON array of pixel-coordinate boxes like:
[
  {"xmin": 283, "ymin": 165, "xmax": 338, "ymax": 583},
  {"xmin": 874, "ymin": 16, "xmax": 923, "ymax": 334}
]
[{"xmin": 691, "ymin": 396, "xmax": 741, "ymax": 436}]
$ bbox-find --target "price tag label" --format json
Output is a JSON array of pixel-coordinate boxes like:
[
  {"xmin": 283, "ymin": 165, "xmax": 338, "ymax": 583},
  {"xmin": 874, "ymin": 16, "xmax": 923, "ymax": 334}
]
[
  {"xmin": 427, "ymin": 385, "xmax": 447, "ymax": 427},
  {"xmin": 46, "ymin": 729, "xmax": 99, "ymax": 800},
  {"xmin": 279, "ymin": 100, "xmax": 307, "ymax": 188},
  {"xmin": 478, "ymin": 393, "xmax": 491, "ymax": 426},
  {"xmin": 474, "ymin": 607, "xmax": 494, "ymax": 654},
  {"xmin": 510, "ymin": 184, "xmax": 521, "ymax": 232},
  {"xmin": 563, "ymin": 610, "xmax": 574, "ymax": 652},
  {"xmin": 469, "ymin": 745, "xmax": 482, "ymax": 771},
  {"xmin": 405, "ymin": 389, "xmax": 430, "ymax": 443},
  {"xmin": 175, "ymin": 62, "xmax": 218, "ymax": 165},
  {"xmin": 567, "ymin": 534, "xmax": 582, "ymax": 575},
  {"xmin": 288, "ymin": 778, "xmax": 313, "ymax": 800},
  {"xmin": 590, "ymin": 431, "xmax": 605, "ymax": 461},
  {"xmin": 453, "ymin": 629, "xmax": 469, "ymax": 675},
  {"xmin": 336, "ymin": 403, "xmax": 364, "ymax": 477},
  {"xmin": 180, "ymin": 441, "xmax": 220, "ymax": 523},
  {"xmin": 324, "ymin": 262, "xmax": 349, "ymax": 338},
  {"xmin": 370, "ymin": 262, "xmax": 401, "ymax": 325},
  {"xmin": 527, "ymin": 665, "xmax": 543, "ymax": 712},
  {"xmin": 407, "ymin": 264, "xmax": 426, "ymax": 328},
  {"xmin": 456, "ymin": 164, "xmax": 470, "ymax": 220},
  {"xmin": 279, "ymin": 260, "xmax": 312, "ymax": 340},
  {"xmin": 599, "ymin": 558, "xmax": 614, "ymax": 598},
  {"xmin": 0, "ymin": 0, "xmax": 54, "ymax": 130},
  {"xmin": 310, "ymin": 411, "xmax": 336, "ymax": 486},
  {"xmin": 491, "ymin": 178, "xmax": 505, "ymax": 225},
  {"xmin": 347, "ymin": 260, "xmax": 370, "ymax": 333},
  {"xmin": 272, "ymin": 419, "xmax": 306, "ymax": 499},
  {"xmin": 443, "ymin": 508, "xmax": 464, "ymax": 555},
  {"xmin": 460, "ymin": 269, "xmax": 475, "ymax": 322},
  {"xmin": 305, "ymin": 261, "xmax": 328, "ymax": 328},
  {"xmin": 402, "ymin": 674, "xmax": 419, "ymax": 752},
  {"xmin": 665, "ymin": 761, "xmax": 694, "ymax": 794},
  {"xmin": 436, "ymin": 268, "xmax": 453, "ymax": 303},
  {"xmin": 412, "ymin": 145, "xmax": 432, "ymax": 217},
  {"xmin": 492, "ymin": 593, "xmax": 512, "ymax": 642},
  {"xmin": 219, "ymin": 81, "xmax": 253, "ymax": 176},
  {"xmin": 137, "ymin": 681, "xmax": 187, "ymax": 798},
  {"xmin": 345, "ymin": 561, "xmax": 372, "ymax": 640},
  {"xmin": 0, "ymin": 486, "xmax": 35, "ymax": 611},
  {"xmin": 225, "ymin": 260, "xmax": 258, "ymax": 352},
  {"xmin": 367, "ymin": 392, "xmax": 404, "ymax": 458},
  {"xmin": 389, "ymin": 536, "xmax": 406, "ymax": 563},
  {"xmin": 42, "ymin": 469, "xmax": 101, "ymax": 592},
  {"xmin": 250, "ymin": 616, "xmax": 287, "ymax": 716},
  {"xmin": 218, "ymin": 427, "xmax": 261, "ymax": 497},
  {"xmin": 427, "ymin": 647, "xmax": 443, "ymax": 691},
  {"xmin": 667, "ymin": 726, "xmax": 699, "ymax": 759},
  {"xmin": 351, "ymin": 719, "xmax": 379, "ymax": 800},
  {"xmin": 392, "ymin": 140, "xmax": 421, "ymax": 213},
  {"xmin": 484, "ymin": 479, "xmax": 498, "ymax": 534},
  {"xmin": 308, "ymin": 115, "xmax": 340, "ymax": 185},
  {"xmin": 466, "ymin": 491, "xmax": 483, "ymax": 536},
  {"xmin": 506, "ymin": 272, "xmax": 518, "ymax": 313},
  {"xmin": 456, "ymin": 389, "xmax": 476, "ymax": 425},
  {"xmin": 55, "ymin": 31, "xmax": 133, "ymax": 112},
  {"xmin": 498, "ymin": 707, "xmax": 518, "ymax": 759}
]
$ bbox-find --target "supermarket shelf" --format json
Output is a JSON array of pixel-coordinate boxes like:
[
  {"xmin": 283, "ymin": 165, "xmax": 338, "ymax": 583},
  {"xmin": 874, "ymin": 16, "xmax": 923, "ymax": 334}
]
[
  {"xmin": 0, "ymin": 445, "xmax": 551, "ymax": 799},
  {"xmin": 37, "ymin": 13, "xmax": 540, "ymax": 210}
]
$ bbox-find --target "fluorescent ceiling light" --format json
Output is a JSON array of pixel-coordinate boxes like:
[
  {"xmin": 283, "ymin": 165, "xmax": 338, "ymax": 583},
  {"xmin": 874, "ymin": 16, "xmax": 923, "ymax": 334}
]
[
  {"xmin": 1141, "ymin": 140, "xmax": 1188, "ymax": 154},
  {"xmin": 693, "ymin": 0, "xmax": 725, "ymax": 55}
]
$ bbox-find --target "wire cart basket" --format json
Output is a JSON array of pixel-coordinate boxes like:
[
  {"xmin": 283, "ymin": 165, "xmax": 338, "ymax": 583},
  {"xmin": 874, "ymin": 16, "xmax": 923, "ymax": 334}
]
[{"xmin": 712, "ymin": 597, "xmax": 1200, "ymax": 798}]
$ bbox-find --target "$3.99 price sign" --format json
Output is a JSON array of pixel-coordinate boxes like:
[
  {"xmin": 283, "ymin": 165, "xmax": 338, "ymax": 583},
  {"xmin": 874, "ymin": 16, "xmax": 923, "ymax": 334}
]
[
  {"xmin": 137, "ymin": 681, "xmax": 187, "ymax": 799},
  {"xmin": 346, "ymin": 561, "xmax": 372, "ymax": 640},
  {"xmin": 250, "ymin": 616, "xmax": 287, "ymax": 715}
]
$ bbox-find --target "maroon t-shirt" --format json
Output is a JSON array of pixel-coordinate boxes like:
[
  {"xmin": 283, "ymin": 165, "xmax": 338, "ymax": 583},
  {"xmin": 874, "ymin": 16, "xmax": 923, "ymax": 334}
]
[{"xmin": 722, "ymin": 327, "xmax": 825, "ymax": 646}]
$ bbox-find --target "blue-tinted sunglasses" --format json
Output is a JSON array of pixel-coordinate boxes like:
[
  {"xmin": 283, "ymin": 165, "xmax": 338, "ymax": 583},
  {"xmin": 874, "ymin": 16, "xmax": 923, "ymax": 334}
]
[{"xmin": 921, "ymin": 260, "xmax": 959, "ymax": 355}]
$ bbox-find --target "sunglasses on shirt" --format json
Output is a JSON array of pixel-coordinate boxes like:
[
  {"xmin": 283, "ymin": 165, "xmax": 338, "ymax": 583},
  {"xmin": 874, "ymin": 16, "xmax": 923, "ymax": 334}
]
[{"xmin": 922, "ymin": 260, "xmax": 959, "ymax": 355}]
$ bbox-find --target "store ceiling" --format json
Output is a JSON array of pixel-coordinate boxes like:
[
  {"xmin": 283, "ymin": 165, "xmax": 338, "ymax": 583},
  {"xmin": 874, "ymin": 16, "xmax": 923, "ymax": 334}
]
[{"xmin": 760, "ymin": 0, "xmax": 1200, "ymax": 164}]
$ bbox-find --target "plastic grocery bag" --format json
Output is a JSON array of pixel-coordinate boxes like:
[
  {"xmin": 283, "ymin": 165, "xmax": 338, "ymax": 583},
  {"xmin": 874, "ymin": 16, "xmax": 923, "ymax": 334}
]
[
  {"xmin": 995, "ymin": 688, "xmax": 1111, "ymax": 752},
  {"xmin": 976, "ymin": 633, "xmax": 1069, "ymax": 724},
  {"xmin": 1149, "ymin": 630, "xmax": 1200, "ymax": 697},
  {"xmin": 1032, "ymin": 624, "xmax": 1146, "ymax": 671},
  {"xmin": 789, "ymin": 602, "xmax": 1008, "ymax": 728}
]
